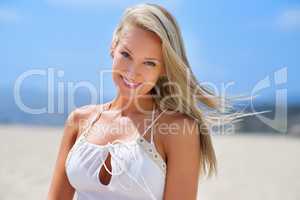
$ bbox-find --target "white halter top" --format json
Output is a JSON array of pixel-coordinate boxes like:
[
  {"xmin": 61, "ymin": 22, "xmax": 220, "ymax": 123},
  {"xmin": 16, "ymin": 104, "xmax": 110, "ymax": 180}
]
[{"xmin": 65, "ymin": 102, "xmax": 168, "ymax": 200}]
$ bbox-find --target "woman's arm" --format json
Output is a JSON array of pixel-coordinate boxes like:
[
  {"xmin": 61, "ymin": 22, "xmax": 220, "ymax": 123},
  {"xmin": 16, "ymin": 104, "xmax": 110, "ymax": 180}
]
[
  {"xmin": 47, "ymin": 110, "xmax": 79, "ymax": 200},
  {"xmin": 163, "ymin": 117, "xmax": 201, "ymax": 200}
]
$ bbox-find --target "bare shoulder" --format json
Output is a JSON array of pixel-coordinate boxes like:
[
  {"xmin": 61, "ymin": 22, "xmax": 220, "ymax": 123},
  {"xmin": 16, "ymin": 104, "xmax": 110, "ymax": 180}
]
[
  {"xmin": 158, "ymin": 111, "xmax": 201, "ymax": 199},
  {"xmin": 158, "ymin": 111, "xmax": 199, "ymax": 151},
  {"xmin": 67, "ymin": 103, "xmax": 108, "ymax": 138}
]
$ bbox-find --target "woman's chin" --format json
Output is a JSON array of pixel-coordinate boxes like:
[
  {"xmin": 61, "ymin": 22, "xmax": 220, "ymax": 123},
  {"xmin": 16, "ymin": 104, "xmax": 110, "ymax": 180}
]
[{"xmin": 117, "ymin": 83, "xmax": 147, "ymax": 99}]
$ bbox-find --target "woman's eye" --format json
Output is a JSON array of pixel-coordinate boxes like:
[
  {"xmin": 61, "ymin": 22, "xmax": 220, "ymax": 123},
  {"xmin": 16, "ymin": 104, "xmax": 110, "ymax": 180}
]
[
  {"xmin": 144, "ymin": 61, "xmax": 156, "ymax": 67},
  {"xmin": 120, "ymin": 51, "xmax": 130, "ymax": 58}
]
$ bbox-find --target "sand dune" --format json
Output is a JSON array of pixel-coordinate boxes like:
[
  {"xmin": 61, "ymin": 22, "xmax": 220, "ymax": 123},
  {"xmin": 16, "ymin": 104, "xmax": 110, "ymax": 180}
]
[{"xmin": 0, "ymin": 125, "xmax": 299, "ymax": 200}]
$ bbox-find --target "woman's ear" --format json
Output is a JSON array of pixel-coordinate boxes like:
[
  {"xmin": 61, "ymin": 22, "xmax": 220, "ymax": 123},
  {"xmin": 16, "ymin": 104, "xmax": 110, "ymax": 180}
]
[
  {"xmin": 110, "ymin": 45, "xmax": 115, "ymax": 58},
  {"xmin": 160, "ymin": 65, "xmax": 167, "ymax": 76},
  {"xmin": 110, "ymin": 40, "xmax": 118, "ymax": 59},
  {"xmin": 110, "ymin": 49, "xmax": 114, "ymax": 58}
]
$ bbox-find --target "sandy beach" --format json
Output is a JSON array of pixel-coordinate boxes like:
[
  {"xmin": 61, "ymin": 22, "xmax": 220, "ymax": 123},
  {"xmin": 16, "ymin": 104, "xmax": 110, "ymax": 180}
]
[{"xmin": 0, "ymin": 125, "xmax": 299, "ymax": 200}]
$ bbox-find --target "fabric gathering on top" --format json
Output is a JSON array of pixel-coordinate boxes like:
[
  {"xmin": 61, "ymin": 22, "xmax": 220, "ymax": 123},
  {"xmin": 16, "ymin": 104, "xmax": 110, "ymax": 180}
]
[{"xmin": 65, "ymin": 102, "xmax": 168, "ymax": 200}]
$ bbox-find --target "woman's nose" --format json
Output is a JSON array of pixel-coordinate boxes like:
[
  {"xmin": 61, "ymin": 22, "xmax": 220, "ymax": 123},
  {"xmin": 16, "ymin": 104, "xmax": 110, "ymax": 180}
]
[
  {"xmin": 124, "ymin": 72, "xmax": 138, "ymax": 82},
  {"xmin": 125, "ymin": 64, "xmax": 140, "ymax": 79}
]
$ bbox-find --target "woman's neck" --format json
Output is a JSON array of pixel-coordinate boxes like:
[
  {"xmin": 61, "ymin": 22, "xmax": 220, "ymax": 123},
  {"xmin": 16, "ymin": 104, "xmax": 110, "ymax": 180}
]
[{"xmin": 110, "ymin": 94, "xmax": 155, "ymax": 116}]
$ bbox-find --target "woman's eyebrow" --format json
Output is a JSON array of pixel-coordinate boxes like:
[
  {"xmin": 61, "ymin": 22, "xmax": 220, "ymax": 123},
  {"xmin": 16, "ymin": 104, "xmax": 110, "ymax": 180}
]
[
  {"xmin": 144, "ymin": 57, "xmax": 161, "ymax": 64},
  {"xmin": 123, "ymin": 45, "xmax": 133, "ymax": 55},
  {"xmin": 123, "ymin": 45, "xmax": 161, "ymax": 64}
]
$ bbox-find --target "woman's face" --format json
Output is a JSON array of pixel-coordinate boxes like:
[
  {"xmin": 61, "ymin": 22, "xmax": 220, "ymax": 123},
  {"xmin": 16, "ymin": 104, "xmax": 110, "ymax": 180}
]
[{"xmin": 111, "ymin": 26, "xmax": 165, "ymax": 99}]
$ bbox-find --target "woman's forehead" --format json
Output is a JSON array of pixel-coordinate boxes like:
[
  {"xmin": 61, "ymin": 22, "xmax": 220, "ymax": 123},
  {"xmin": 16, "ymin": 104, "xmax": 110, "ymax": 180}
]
[
  {"xmin": 120, "ymin": 26, "xmax": 161, "ymax": 45},
  {"xmin": 120, "ymin": 27, "xmax": 162, "ymax": 52}
]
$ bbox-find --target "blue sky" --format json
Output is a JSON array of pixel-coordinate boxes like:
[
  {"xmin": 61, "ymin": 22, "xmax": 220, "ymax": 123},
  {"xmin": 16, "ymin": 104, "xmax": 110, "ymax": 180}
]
[{"xmin": 1, "ymin": 0, "xmax": 299, "ymax": 105}]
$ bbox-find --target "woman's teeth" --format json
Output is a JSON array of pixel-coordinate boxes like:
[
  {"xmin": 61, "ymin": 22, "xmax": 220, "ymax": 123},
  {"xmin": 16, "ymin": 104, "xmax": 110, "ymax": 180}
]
[{"xmin": 121, "ymin": 76, "xmax": 142, "ymax": 88}]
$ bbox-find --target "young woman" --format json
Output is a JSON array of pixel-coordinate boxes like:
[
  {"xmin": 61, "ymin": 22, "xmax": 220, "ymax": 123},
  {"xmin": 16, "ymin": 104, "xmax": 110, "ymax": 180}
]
[{"xmin": 48, "ymin": 3, "xmax": 219, "ymax": 200}]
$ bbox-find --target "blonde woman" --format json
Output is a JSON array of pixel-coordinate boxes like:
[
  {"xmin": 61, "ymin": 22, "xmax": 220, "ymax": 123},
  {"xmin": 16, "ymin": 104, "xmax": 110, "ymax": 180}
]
[{"xmin": 48, "ymin": 3, "xmax": 219, "ymax": 200}]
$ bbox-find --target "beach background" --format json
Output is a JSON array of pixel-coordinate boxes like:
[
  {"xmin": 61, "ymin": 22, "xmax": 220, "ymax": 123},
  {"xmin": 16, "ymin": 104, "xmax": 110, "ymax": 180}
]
[
  {"xmin": 1, "ymin": 125, "xmax": 299, "ymax": 200},
  {"xmin": 1, "ymin": 0, "xmax": 299, "ymax": 200}
]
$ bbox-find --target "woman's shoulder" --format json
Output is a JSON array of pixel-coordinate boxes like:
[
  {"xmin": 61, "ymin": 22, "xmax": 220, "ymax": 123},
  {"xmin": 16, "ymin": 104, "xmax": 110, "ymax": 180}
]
[
  {"xmin": 71, "ymin": 104, "xmax": 98, "ymax": 121},
  {"xmin": 158, "ymin": 110, "xmax": 195, "ymax": 128},
  {"xmin": 66, "ymin": 103, "xmax": 108, "ymax": 133},
  {"xmin": 73, "ymin": 102, "xmax": 110, "ymax": 118},
  {"xmin": 157, "ymin": 110, "xmax": 199, "ymax": 151}
]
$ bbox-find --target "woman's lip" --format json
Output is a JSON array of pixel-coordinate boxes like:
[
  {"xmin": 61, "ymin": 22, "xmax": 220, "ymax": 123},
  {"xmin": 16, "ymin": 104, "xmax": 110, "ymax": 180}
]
[{"xmin": 121, "ymin": 75, "xmax": 142, "ymax": 88}]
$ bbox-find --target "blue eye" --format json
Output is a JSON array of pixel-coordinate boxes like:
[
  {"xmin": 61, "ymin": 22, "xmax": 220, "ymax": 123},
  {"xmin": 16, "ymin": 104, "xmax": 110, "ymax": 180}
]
[
  {"xmin": 144, "ymin": 61, "xmax": 156, "ymax": 67},
  {"xmin": 121, "ymin": 51, "xmax": 130, "ymax": 58}
]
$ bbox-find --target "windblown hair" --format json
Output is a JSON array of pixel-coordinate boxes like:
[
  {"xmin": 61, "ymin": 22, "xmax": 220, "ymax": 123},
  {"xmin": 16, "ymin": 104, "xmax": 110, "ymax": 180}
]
[{"xmin": 110, "ymin": 3, "xmax": 239, "ymax": 178}]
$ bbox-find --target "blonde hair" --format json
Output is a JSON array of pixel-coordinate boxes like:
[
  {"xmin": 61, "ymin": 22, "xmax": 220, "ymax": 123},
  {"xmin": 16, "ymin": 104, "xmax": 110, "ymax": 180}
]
[{"xmin": 110, "ymin": 3, "xmax": 235, "ymax": 178}]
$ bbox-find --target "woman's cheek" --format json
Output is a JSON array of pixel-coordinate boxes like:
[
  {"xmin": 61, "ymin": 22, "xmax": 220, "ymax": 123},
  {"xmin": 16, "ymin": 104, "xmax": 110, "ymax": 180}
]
[
  {"xmin": 142, "ymin": 77, "xmax": 155, "ymax": 90},
  {"xmin": 112, "ymin": 59, "xmax": 126, "ymax": 76},
  {"xmin": 115, "ymin": 57, "xmax": 129, "ymax": 70}
]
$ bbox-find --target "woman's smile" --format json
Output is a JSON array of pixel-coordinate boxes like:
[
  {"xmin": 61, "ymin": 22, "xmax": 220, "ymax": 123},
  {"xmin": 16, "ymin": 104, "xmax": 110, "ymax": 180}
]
[{"xmin": 120, "ymin": 75, "xmax": 142, "ymax": 89}]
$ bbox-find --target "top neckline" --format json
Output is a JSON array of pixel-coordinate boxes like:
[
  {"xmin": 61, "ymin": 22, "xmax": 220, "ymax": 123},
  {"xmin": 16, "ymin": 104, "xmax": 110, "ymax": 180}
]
[
  {"xmin": 81, "ymin": 101, "xmax": 167, "ymax": 148},
  {"xmin": 69, "ymin": 103, "xmax": 167, "ymax": 173},
  {"xmin": 76, "ymin": 101, "xmax": 168, "ymax": 173}
]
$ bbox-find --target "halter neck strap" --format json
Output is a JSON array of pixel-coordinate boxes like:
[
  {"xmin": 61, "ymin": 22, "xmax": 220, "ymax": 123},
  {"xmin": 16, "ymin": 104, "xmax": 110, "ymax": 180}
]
[{"xmin": 89, "ymin": 101, "xmax": 167, "ymax": 145}]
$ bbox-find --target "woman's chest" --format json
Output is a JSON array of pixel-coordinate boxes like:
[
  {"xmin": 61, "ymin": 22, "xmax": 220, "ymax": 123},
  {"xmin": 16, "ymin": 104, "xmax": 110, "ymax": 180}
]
[{"xmin": 65, "ymin": 141, "xmax": 166, "ymax": 198}]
